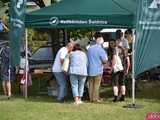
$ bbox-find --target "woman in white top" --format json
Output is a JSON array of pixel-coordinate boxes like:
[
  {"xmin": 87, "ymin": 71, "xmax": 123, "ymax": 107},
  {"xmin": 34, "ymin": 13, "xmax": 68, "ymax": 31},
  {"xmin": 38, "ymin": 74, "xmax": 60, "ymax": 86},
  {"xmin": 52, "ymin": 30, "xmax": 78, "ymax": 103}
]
[
  {"xmin": 18, "ymin": 51, "xmax": 32, "ymax": 96},
  {"xmin": 109, "ymin": 39, "xmax": 129, "ymax": 102}
]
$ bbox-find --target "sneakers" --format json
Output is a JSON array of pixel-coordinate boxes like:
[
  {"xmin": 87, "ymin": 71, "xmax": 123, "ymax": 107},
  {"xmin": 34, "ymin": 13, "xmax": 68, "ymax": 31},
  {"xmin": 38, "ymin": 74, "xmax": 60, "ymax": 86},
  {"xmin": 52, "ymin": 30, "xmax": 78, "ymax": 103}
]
[
  {"xmin": 78, "ymin": 100, "xmax": 83, "ymax": 104},
  {"xmin": 92, "ymin": 98, "xmax": 104, "ymax": 103},
  {"xmin": 113, "ymin": 96, "xmax": 118, "ymax": 102},
  {"xmin": 113, "ymin": 95, "xmax": 125, "ymax": 102},
  {"xmin": 57, "ymin": 98, "xmax": 65, "ymax": 103},
  {"xmin": 6, "ymin": 94, "xmax": 12, "ymax": 100},
  {"xmin": 73, "ymin": 100, "xmax": 84, "ymax": 105},
  {"xmin": 119, "ymin": 95, "xmax": 125, "ymax": 102}
]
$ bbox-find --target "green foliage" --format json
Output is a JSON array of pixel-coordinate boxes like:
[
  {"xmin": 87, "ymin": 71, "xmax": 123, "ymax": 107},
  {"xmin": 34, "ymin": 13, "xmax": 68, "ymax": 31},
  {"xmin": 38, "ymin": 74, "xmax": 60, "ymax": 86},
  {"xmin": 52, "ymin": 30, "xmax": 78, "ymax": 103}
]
[
  {"xmin": 69, "ymin": 29, "xmax": 95, "ymax": 40},
  {"xmin": 0, "ymin": 2, "xmax": 9, "ymax": 19},
  {"xmin": 0, "ymin": 0, "xmax": 9, "ymax": 3},
  {"xmin": 0, "ymin": 1, "xmax": 2, "ymax": 6},
  {"xmin": 28, "ymin": 29, "xmax": 49, "ymax": 52}
]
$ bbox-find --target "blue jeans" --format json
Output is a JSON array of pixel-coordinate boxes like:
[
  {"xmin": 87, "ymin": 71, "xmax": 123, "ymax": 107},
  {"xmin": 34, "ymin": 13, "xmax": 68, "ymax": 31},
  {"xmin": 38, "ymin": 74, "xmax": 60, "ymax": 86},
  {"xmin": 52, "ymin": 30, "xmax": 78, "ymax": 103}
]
[
  {"xmin": 53, "ymin": 72, "xmax": 67, "ymax": 100},
  {"xmin": 70, "ymin": 74, "xmax": 86, "ymax": 97}
]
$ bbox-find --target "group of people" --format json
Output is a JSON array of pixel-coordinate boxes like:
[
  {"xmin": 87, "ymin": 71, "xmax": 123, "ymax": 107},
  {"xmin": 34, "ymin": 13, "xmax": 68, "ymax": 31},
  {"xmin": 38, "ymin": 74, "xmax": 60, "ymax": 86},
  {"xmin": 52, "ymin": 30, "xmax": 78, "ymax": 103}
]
[
  {"xmin": 0, "ymin": 29, "xmax": 132, "ymax": 103},
  {"xmin": 0, "ymin": 45, "xmax": 13, "ymax": 99},
  {"xmin": 52, "ymin": 30, "xmax": 132, "ymax": 105},
  {"xmin": 0, "ymin": 46, "xmax": 32, "ymax": 98}
]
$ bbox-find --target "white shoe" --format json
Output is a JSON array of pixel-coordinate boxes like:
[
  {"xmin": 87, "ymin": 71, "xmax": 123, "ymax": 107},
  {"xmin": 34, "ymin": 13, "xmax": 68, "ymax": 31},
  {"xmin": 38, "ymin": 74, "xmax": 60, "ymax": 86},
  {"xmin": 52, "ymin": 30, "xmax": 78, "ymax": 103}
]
[
  {"xmin": 73, "ymin": 101, "xmax": 79, "ymax": 105},
  {"xmin": 78, "ymin": 100, "xmax": 83, "ymax": 104}
]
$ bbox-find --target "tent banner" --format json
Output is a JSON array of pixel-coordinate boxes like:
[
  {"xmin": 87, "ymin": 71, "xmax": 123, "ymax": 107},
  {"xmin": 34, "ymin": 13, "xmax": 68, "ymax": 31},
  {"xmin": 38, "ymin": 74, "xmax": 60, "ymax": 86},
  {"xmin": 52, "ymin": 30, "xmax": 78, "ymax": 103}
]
[
  {"xmin": 26, "ymin": 15, "xmax": 133, "ymax": 28},
  {"xmin": 135, "ymin": 0, "xmax": 160, "ymax": 76},
  {"xmin": 25, "ymin": 0, "xmax": 135, "ymax": 28},
  {"xmin": 49, "ymin": 17, "xmax": 108, "ymax": 26},
  {"xmin": 10, "ymin": 0, "xmax": 26, "ymax": 67}
]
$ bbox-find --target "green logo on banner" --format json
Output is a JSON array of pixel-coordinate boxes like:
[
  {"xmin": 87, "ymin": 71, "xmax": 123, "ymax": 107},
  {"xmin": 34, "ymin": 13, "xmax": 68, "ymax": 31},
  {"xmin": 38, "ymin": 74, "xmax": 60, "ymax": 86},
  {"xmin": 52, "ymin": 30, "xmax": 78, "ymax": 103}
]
[{"xmin": 49, "ymin": 17, "xmax": 59, "ymax": 25}]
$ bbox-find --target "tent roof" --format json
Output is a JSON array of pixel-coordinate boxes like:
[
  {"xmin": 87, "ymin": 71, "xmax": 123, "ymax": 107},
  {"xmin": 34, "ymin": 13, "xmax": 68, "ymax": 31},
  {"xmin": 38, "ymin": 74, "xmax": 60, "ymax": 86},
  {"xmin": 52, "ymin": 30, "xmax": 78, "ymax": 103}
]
[{"xmin": 25, "ymin": 0, "xmax": 136, "ymax": 28}]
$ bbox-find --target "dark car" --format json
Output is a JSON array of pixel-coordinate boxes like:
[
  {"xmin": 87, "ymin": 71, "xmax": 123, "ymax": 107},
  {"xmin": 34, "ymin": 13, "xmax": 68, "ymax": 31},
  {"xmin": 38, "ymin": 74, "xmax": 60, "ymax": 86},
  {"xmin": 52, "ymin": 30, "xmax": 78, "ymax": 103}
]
[
  {"xmin": 0, "ymin": 32, "xmax": 55, "ymax": 73},
  {"xmin": 29, "ymin": 44, "xmax": 54, "ymax": 73}
]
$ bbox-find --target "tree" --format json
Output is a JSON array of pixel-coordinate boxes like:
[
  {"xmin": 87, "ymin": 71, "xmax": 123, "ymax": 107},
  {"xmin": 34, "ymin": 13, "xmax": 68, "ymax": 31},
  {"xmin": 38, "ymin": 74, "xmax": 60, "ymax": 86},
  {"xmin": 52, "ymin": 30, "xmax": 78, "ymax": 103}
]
[
  {"xmin": 0, "ymin": 0, "xmax": 46, "ymax": 8},
  {"xmin": 0, "ymin": 0, "xmax": 9, "ymax": 4},
  {"xmin": 32, "ymin": 0, "xmax": 45, "ymax": 8},
  {"xmin": 0, "ymin": 0, "xmax": 9, "ymax": 12},
  {"xmin": 31, "ymin": 0, "xmax": 61, "ymax": 8}
]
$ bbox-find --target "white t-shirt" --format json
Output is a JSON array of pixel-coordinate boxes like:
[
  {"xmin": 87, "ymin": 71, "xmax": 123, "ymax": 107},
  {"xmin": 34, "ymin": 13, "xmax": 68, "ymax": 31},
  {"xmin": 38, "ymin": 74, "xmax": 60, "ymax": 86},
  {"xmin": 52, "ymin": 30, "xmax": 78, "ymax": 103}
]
[
  {"xmin": 52, "ymin": 47, "xmax": 68, "ymax": 72},
  {"xmin": 119, "ymin": 38, "xmax": 130, "ymax": 49},
  {"xmin": 20, "ymin": 58, "xmax": 26, "ymax": 69},
  {"xmin": 19, "ymin": 57, "xmax": 29, "ymax": 74}
]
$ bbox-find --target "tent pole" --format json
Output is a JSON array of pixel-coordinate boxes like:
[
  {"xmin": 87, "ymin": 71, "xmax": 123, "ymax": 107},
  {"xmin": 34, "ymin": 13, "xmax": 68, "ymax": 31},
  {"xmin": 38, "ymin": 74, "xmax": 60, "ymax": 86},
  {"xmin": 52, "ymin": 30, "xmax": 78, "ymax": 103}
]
[
  {"xmin": 8, "ymin": 38, "xmax": 11, "ymax": 98},
  {"xmin": 8, "ymin": 65, "xmax": 11, "ymax": 97},
  {"xmin": 123, "ymin": 30, "xmax": 143, "ymax": 109},
  {"xmin": 25, "ymin": 28, "xmax": 28, "ymax": 99},
  {"xmin": 132, "ymin": 33, "xmax": 135, "ymax": 104}
]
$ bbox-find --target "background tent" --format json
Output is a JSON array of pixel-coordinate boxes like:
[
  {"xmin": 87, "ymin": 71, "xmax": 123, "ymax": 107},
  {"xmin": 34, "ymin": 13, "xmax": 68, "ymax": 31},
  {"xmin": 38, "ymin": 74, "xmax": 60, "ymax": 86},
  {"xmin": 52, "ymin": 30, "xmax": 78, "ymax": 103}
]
[
  {"xmin": 25, "ymin": 0, "xmax": 136, "ymax": 28},
  {"xmin": 24, "ymin": 0, "xmax": 138, "ymax": 101},
  {"xmin": 135, "ymin": 0, "xmax": 160, "ymax": 76}
]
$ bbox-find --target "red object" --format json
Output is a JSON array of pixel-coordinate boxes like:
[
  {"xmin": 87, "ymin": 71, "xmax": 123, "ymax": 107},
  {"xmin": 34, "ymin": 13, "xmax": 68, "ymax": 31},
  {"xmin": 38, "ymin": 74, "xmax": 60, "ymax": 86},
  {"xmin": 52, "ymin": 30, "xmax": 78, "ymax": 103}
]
[
  {"xmin": 102, "ymin": 62, "xmax": 112, "ymax": 85},
  {"xmin": 146, "ymin": 113, "xmax": 160, "ymax": 120}
]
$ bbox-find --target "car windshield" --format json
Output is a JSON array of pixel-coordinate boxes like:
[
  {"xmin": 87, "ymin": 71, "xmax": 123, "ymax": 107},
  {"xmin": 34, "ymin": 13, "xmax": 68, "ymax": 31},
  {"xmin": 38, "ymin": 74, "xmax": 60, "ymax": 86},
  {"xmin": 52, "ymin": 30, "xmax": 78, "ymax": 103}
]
[{"xmin": 31, "ymin": 47, "xmax": 54, "ymax": 61}]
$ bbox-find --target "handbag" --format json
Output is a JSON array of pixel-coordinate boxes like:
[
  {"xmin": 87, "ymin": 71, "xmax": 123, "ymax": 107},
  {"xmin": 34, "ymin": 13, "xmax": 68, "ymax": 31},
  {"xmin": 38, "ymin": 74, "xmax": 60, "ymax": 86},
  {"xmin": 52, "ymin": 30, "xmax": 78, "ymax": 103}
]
[
  {"xmin": 61, "ymin": 54, "xmax": 70, "ymax": 72},
  {"xmin": 113, "ymin": 52, "xmax": 124, "ymax": 73},
  {"xmin": 20, "ymin": 74, "xmax": 26, "ymax": 84}
]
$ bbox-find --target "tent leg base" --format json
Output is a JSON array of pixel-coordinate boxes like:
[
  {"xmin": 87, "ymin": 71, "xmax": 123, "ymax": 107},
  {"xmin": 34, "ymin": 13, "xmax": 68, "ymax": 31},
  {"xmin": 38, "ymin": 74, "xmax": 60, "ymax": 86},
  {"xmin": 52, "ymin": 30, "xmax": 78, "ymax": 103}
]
[{"xmin": 123, "ymin": 103, "xmax": 144, "ymax": 109}]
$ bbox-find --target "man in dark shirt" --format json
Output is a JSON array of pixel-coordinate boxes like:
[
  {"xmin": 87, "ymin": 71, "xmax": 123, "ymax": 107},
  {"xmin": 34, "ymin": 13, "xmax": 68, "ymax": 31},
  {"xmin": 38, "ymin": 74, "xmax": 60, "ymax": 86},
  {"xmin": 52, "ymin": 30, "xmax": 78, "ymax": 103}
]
[{"xmin": 0, "ymin": 46, "xmax": 14, "ymax": 98}]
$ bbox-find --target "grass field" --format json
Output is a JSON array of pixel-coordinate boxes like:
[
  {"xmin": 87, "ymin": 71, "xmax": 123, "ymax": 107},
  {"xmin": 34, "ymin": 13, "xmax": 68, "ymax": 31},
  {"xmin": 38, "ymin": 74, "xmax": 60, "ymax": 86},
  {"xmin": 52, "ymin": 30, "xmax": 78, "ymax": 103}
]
[{"xmin": 0, "ymin": 79, "xmax": 160, "ymax": 120}]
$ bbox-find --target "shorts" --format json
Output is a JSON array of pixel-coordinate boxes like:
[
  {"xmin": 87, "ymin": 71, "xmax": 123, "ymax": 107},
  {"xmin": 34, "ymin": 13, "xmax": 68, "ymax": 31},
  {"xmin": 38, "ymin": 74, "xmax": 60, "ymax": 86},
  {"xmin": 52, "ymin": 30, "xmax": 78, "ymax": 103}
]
[
  {"xmin": 112, "ymin": 71, "xmax": 125, "ymax": 86},
  {"xmin": 1, "ymin": 68, "xmax": 15, "ymax": 81}
]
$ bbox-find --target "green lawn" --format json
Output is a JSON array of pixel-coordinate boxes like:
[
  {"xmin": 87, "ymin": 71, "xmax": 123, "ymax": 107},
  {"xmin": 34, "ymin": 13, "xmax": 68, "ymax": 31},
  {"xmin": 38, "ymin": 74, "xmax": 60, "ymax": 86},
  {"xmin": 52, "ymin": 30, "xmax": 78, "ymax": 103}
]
[{"xmin": 0, "ymin": 79, "xmax": 160, "ymax": 120}]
